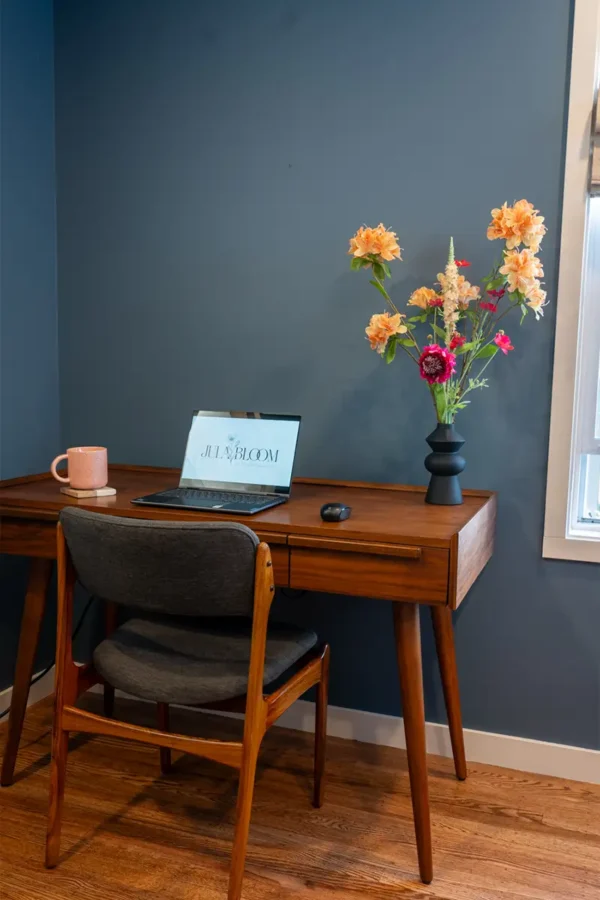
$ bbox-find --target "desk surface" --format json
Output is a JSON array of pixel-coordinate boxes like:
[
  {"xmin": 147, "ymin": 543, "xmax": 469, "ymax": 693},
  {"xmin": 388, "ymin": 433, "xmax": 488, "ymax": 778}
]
[
  {"xmin": 1, "ymin": 465, "xmax": 493, "ymax": 546},
  {"xmin": 0, "ymin": 466, "xmax": 496, "ymax": 608}
]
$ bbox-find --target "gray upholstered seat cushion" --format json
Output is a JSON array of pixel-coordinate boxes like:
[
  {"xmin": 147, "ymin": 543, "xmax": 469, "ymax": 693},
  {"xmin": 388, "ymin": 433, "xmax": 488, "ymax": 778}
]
[{"xmin": 93, "ymin": 616, "xmax": 318, "ymax": 705}]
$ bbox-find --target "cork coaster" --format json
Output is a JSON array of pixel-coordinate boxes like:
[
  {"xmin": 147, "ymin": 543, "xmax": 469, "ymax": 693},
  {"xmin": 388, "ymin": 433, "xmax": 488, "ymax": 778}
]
[{"xmin": 60, "ymin": 486, "xmax": 117, "ymax": 498}]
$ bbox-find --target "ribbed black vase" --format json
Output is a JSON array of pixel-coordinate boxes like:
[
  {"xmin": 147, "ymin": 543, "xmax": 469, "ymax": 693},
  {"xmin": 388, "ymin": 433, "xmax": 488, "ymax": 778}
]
[{"xmin": 424, "ymin": 422, "xmax": 465, "ymax": 506}]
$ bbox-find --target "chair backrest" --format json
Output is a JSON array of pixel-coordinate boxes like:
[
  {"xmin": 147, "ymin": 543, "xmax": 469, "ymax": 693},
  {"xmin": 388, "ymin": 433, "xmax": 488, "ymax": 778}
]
[{"xmin": 59, "ymin": 508, "xmax": 259, "ymax": 617}]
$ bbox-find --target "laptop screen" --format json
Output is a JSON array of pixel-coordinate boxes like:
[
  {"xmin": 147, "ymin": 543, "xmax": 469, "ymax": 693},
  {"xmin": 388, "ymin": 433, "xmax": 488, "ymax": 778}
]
[{"xmin": 179, "ymin": 410, "xmax": 301, "ymax": 494}]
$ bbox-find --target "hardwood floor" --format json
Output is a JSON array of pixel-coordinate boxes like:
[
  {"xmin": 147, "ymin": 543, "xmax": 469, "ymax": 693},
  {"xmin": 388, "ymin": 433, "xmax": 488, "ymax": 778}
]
[{"xmin": 1, "ymin": 694, "xmax": 599, "ymax": 900}]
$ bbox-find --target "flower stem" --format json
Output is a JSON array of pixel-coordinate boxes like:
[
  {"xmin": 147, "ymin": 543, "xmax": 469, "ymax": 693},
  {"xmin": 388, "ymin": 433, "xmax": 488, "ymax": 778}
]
[
  {"xmin": 398, "ymin": 345, "xmax": 420, "ymax": 365},
  {"xmin": 459, "ymin": 354, "xmax": 496, "ymax": 400},
  {"xmin": 373, "ymin": 275, "xmax": 401, "ymax": 315},
  {"xmin": 482, "ymin": 303, "xmax": 513, "ymax": 340}
]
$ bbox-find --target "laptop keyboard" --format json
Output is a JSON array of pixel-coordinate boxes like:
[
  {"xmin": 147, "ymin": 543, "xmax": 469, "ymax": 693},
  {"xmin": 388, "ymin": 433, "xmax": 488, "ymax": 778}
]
[{"xmin": 167, "ymin": 488, "xmax": 273, "ymax": 505}]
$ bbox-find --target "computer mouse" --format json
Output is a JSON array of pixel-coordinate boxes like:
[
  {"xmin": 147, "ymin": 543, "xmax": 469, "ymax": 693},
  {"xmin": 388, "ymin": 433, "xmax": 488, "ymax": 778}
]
[{"xmin": 320, "ymin": 502, "xmax": 352, "ymax": 522}]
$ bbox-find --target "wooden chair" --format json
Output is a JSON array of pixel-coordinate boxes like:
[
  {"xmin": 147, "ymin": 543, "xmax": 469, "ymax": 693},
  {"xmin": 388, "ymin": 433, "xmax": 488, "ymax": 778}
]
[{"xmin": 46, "ymin": 508, "xmax": 330, "ymax": 900}]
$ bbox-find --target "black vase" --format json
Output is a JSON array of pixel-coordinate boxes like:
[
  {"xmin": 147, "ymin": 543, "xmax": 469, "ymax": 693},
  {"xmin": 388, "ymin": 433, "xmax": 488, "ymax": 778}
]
[{"xmin": 424, "ymin": 422, "xmax": 465, "ymax": 506}]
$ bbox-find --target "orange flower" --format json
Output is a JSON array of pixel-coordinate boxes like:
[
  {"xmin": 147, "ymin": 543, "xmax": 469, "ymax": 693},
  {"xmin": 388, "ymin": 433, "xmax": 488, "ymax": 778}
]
[
  {"xmin": 349, "ymin": 223, "xmax": 402, "ymax": 262},
  {"xmin": 525, "ymin": 279, "xmax": 547, "ymax": 318},
  {"xmin": 499, "ymin": 248, "xmax": 544, "ymax": 294},
  {"xmin": 437, "ymin": 272, "xmax": 480, "ymax": 309},
  {"xmin": 487, "ymin": 200, "xmax": 546, "ymax": 252},
  {"xmin": 365, "ymin": 311, "xmax": 407, "ymax": 354},
  {"xmin": 487, "ymin": 203, "xmax": 512, "ymax": 242},
  {"xmin": 408, "ymin": 286, "xmax": 439, "ymax": 309}
]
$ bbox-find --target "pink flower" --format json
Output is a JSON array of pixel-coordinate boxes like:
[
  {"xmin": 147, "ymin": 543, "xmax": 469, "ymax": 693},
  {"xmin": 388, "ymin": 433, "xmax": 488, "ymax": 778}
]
[
  {"xmin": 449, "ymin": 334, "xmax": 466, "ymax": 351},
  {"xmin": 455, "ymin": 259, "xmax": 471, "ymax": 268},
  {"xmin": 418, "ymin": 344, "xmax": 457, "ymax": 384},
  {"xmin": 494, "ymin": 332, "xmax": 514, "ymax": 355},
  {"xmin": 428, "ymin": 297, "xmax": 444, "ymax": 308},
  {"xmin": 487, "ymin": 288, "xmax": 506, "ymax": 299},
  {"xmin": 479, "ymin": 301, "xmax": 498, "ymax": 312}
]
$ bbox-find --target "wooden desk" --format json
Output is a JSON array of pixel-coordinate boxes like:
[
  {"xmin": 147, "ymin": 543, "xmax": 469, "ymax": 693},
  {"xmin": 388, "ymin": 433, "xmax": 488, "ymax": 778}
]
[{"xmin": 0, "ymin": 465, "xmax": 496, "ymax": 884}]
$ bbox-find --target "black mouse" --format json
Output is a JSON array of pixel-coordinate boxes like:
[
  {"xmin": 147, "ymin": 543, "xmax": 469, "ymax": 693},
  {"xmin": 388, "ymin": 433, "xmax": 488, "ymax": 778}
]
[{"xmin": 320, "ymin": 502, "xmax": 352, "ymax": 522}]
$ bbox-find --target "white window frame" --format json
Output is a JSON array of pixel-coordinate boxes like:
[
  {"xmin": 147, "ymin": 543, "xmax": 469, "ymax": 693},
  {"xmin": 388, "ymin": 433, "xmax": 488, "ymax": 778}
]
[{"xmin": 544, "ymin": 0, "xmax": 600, "ymax": 563}]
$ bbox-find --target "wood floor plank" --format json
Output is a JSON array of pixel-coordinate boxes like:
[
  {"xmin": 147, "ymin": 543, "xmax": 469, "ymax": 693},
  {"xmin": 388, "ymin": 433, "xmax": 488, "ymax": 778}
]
[{"xmin": 1, "ymin": 695, "xmax": 599, "ymax": 900}]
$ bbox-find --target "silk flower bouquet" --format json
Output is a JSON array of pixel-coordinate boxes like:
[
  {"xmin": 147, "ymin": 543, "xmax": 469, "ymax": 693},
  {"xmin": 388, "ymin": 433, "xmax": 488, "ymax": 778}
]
[{"xmin": 349, "ymin": 200, "xmax": 547, "ymax": 505}]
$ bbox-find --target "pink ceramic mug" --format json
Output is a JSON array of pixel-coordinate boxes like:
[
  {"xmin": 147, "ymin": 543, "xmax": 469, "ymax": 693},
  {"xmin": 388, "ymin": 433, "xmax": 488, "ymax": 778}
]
[{"xmin": 50, "ymin": 446, "xmax": 108, "ymax": 490}]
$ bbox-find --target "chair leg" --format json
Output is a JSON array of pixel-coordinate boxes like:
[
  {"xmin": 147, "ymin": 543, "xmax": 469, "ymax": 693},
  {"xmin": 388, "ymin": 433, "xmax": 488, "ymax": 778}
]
[
  {"xmin": 228, "ymin": 740, "xmax": 260, "ymax": 900},
  {"xmin": 157, "ymin": 702, "xmax": 171, "ymax": 774},
  {"xmin": 45, "ymin": 727, "xmax": 69, "ymax": 868},
  {"xmin": 313, "ymin": 644, "xmax": 330, "ymax": 808}
]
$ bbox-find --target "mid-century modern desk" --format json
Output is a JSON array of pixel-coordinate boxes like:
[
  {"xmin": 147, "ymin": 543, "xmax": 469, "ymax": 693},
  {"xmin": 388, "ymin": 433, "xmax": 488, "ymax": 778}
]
[{"xmin": 0, "ymin": 465, "xmax": 496, "ymax": 884}]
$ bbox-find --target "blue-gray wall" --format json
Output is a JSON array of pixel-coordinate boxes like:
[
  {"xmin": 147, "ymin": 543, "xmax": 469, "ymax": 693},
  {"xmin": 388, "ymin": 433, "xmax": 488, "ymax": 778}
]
[
  {"xmin": 53, "ymin": 0, "xmax": 600, "ymax": 750},
  {"xmin": 0, "ymin": 0, "xmax": 59, "ymax": 688}
]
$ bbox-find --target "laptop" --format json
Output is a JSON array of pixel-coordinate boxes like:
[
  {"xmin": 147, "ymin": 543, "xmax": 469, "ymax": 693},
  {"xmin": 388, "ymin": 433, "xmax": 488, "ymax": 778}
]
[{"xmin": 131, "ymin": 410, "xmax": 302, "ymax": 515}]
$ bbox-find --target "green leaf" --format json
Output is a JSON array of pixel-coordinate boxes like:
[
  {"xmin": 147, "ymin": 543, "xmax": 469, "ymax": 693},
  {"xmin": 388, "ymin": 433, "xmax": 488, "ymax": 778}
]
[
  {"xmin": 431, "ymin": 384, "xmax": 447, "ymax": 422},
  {"xmin": 350, "ymin": 257, "xmax": 365, "ymax": 271},
  {"xmin": 372, "ymin": 262, "xmax": 386, "ymax": 281},
  {"xmin": 475, "ymin": 343, "xmax": 498, "ymax": 359},
  {"xmin": 431, "ymin": 323, "xmax": 446, "ymax": 340},
  {"xmin": 467, "ymin": 377, "xmax": 489, "ymax": 390},
  {"xmin": 485, "ymin": 276, "xmax": 505, "ymax": 291},
  {"xmin": 408, "ymin": 314, "xmax": 428, "ymax": 323},
  {"xmin": 397, "ymin": 337, "xmax": 415, "ymax": 346},
  {"xmin": 455, "ymin": 341, "xmax": 475, "ymax": 355},
  {"xmin": 382, "ymin": 262, "xmax": 392, "ymax": 279},
  {"xmin": 384, "ymin": 336, "xmax": 397, "ymax": 363},
  {"xmin": 369, "ymin": 279, "xmax": 390, "ymax": 302}
]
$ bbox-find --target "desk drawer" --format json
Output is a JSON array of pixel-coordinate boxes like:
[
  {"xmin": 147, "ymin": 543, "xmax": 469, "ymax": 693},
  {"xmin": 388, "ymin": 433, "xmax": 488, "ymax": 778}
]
[
  {"xmin": 0, "ymin": 517, "xmax": 57, "ymax": 558},
  {"xmin": 289, "ymin": 537, "xmax": 448, "ymax": 603}
]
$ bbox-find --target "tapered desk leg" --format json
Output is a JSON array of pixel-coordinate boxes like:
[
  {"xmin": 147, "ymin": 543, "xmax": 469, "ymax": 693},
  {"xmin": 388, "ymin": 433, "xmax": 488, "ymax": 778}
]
[
  {"xmin": 1, "ymin": 558, "xmax": 53, "ymax": 786},
  {"xmin": 431, "ymin": 605, "xmax": 467, "ymax": 781},
  {"xmin": 393, "ymin": 602, "xmax": 433, "ymax": 885}
]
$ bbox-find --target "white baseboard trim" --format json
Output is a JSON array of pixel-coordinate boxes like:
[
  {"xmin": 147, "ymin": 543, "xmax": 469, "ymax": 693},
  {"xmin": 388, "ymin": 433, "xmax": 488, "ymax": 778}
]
[
  {"xmin": 273, "ymin": 700, "xmax": 600, "ymax": 786},
  {"xmin": 0, "ymin": 667, "xmax": 55, "ymax": 717},
  {"xmin": 7, "ymin": 675, "xmax": 599, "ymax": 785}
]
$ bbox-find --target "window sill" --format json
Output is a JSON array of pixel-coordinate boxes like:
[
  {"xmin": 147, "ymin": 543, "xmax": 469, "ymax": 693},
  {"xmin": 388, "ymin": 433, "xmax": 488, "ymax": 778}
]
[{"xmin": 542, "ymin": 535, "xmax": 600, "ymax": 563}]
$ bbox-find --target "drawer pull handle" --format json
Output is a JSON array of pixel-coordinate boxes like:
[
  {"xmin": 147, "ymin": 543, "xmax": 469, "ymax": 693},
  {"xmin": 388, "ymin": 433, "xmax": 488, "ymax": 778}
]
[{"xmin": 289, "ymin": 536, "xmax": 421, "ymax": 559}]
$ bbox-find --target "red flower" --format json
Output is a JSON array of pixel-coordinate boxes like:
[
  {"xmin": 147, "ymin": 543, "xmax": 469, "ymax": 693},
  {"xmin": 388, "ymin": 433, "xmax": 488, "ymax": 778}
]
[
  {"xmin": 494, "ymin": 332, "xmax": 514, "ymax": 355},
  {"xmin": 418, "ymin": 344, "xmax": 457, "ymax": 384},
  {"xmin": 427, "ymin": 297, "xmax": 444, "ymax": 308},
  {"xmin": 487, "ymin": 288, "xmax": 506, "ymax": 299},
  {"xmin": 449, "ymin": 334, "xmax": 466, "ymax": 351},
  {"xmin": 479, "ymin": 301, "xmax": 498, "ymax": 313},
  {"xmin": 455, "ymin": 259, "xmax": 471, "ymax": 267}
]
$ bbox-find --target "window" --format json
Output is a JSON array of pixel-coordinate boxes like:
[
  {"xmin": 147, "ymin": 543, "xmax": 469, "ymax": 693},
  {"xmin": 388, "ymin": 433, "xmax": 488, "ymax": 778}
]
[
  {"xmin": 544, "ymin": 0, "xmax": 600, "ymax": 563},
  {"xmin": 573, "ymin": 199, "xmax": 600, "ymax": 530}
]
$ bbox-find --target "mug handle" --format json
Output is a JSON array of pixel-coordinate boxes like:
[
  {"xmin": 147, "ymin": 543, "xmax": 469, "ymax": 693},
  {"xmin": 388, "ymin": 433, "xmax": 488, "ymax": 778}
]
[{"xmin": 51, "ymin": 454, "xmax": 70, "ymax": 484}]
